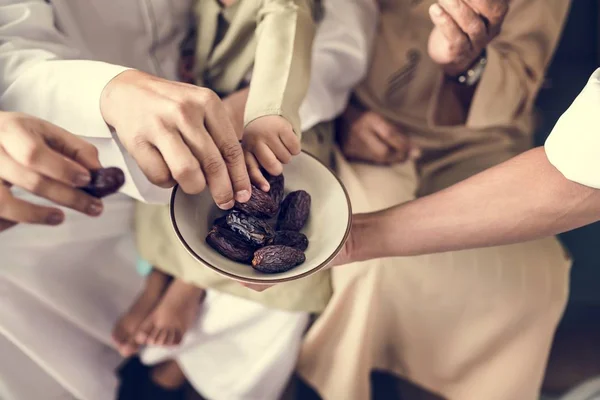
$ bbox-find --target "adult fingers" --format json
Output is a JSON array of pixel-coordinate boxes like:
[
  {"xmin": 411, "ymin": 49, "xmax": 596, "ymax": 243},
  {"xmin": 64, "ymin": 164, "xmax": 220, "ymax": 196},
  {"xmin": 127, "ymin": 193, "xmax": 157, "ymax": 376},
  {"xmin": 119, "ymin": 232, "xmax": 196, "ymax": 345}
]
[
  {"xmin": 3, "ymin": 128, "xmax": 92, "ymax": 188},
  {"xmin": 438, "ymin": 0, "xmax": 487, "ymax": 50},
  {"xmin": 127, "ymin": 136, "xmax": 176, "ymax": 189},
  {"xmin": 154, "ymin": 130, "xmax": 206, "ymax": 194},
  {"xmin": 0, "ymin": 151, "xmax": 104, "ymax": 216},
  {"xmin": 465, "ymin": 0, "xmax": 508, "ymax": 33},
  {"xmin": 0, "ymin": 185, "xmax": 64, "ymax": 226},
  {"xmin": 371, "ymin": 121, "xmax": 412, "ymax": 159},
  {"xmin": 345, "ymin": 130, "xmax": 393, "ymax": 164},
  {"xmin": 201, "ymin": 91, "xmax": 252, "ymax": 203},
  {"xmin": 35, "ymin": 118, "xmax": 103, "ymax": 170},
  {"xmin": 429, "ymin": 4, "xmax": 471, "ymax": 63},
  {"xmin": 180, "ymin": 125, "xmax": 236, "ymax": 209}
]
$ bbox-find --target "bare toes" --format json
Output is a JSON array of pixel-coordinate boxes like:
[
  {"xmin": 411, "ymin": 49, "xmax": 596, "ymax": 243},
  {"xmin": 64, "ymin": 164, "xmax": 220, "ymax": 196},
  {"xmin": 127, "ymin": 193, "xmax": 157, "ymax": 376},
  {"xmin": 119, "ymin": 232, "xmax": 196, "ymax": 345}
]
[
  {"xmin": 135, "ymin": 321, "xmax": 154, "ymax": 345},
  {"xmin": 155, "ymin": 329, "xmax": 169, "ymax": 346},
  {"xmin": 112, "ymin": 325, "xmax": 127, "ymax": 346},
  {"xmin": 163, "ymin": 330, "xmax": 175, "ymax": 347},
  {"xmin": 172, "ymin": 330, "xmax": 183, "ymax": 346},
  {"xmin": 121, "ymin": 341, "xmax": 139, "ymax": 358},
  {"xmin": 148, "ymin": 326, "xmax": 162, "ymax": 346}
]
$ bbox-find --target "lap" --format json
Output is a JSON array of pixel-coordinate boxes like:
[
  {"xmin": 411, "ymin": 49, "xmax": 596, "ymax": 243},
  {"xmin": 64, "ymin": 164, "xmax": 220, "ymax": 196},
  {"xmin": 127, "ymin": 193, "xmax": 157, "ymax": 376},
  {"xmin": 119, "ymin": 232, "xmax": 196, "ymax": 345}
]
[{"xmin": 299, "ymin": 153, "xmax": 571, "ymax": 400}]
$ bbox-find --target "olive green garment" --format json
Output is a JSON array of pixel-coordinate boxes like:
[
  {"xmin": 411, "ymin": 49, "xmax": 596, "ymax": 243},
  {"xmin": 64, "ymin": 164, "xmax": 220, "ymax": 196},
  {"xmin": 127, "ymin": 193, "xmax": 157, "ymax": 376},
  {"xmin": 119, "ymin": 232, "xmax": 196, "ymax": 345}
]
[
  {"xmin": 194, "ymin": 0, "xmax": 318, "ymax": 136},
  {"xmin": 136, "ymin": 124, "xmax": 334, "ymax": 313}
]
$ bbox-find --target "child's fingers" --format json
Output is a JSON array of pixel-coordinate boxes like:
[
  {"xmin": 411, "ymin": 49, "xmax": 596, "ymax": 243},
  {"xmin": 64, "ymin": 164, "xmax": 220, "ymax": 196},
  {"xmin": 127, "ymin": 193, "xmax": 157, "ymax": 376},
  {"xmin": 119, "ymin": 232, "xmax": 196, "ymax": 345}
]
[
  {"xmin": 245, "ymin": 151, "xmax": 269, "ymax": 192},
  {"xmin": 269, "ymin": 137, "xmax": 292, "ymax": 164},
  {"xmin": 255, "ymin": 142, "xmax": 283, "ymax": 176},
  {"xmin": 279, "ymin": 131, "xmax": 301, "ymax": 155}
]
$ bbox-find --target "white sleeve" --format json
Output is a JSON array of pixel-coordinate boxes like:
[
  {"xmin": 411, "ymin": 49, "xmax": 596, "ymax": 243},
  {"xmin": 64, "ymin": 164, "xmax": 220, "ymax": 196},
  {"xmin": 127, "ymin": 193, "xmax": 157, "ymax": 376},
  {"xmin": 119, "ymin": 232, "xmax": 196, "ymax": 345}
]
[
  {"xmin": 544, "ymin": 68, "xmax": 600, "ymax": 190},
  {"xmin": 0, "ymin": 1, "xmax": 169, "ymax": 203},
  {"xmin": 298, "ymin": 0, "xmax": 378, "ymax": 131}
]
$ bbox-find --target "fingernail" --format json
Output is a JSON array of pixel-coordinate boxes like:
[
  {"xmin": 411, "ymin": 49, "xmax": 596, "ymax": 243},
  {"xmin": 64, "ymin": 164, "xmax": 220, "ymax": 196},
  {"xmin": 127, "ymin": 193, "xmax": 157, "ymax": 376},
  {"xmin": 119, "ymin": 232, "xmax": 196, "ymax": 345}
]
[
  {"xmin": 88, "ymin": 201, "xmax": 103, "ymax": 216},
  {"xmin": 235, "ymin": 190, "xmax": 251, "ymax": 203},
  {"xmin": 430, "ymin": 4, "xmax": 443, "ymax": 16},
  {"xmin": 74, "ymin": 173, "xmax": 91, "ymax": 187},
  {"xmin": 47, "ymin": 212, "xmax": 64, "ymax": 225},
  {"xmin": 261, "ymin": 183, "xmax": 270, "ymax": 192},
  {"xmin": 218, "ymin": 199, "xmax": 235, "ymax": 210}
]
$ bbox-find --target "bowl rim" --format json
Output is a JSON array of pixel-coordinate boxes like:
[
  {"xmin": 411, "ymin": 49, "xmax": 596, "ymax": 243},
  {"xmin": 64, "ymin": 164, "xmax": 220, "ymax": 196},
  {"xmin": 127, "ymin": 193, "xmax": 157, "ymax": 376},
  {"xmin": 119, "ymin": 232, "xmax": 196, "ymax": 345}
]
[{"xmin": 169, "ymin": 150, "xmax": 353, "ymax": 284}]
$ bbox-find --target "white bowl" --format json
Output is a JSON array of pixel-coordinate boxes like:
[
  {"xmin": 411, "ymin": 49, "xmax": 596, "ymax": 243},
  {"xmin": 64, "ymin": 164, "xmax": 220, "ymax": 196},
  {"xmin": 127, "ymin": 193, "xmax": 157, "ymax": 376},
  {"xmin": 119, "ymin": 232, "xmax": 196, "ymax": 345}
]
[{"xmin": 170, "ymin": 151, "xmax": 352, "ymax": 284}]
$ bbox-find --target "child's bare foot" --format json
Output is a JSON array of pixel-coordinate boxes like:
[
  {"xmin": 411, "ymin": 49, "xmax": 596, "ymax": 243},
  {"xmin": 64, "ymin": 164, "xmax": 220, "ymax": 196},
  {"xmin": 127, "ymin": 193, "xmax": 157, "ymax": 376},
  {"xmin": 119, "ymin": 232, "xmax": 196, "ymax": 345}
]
[
  {"xmin": 135, "ymin": 279, "xmax": 205, "ymax": 347},
  {"xmin": 151, "ymin": 359, "xmax": 187, "ymax": 390},
  {"xmin": 112, "ymin": 270, "xmax": 171, "ymax": 357}
]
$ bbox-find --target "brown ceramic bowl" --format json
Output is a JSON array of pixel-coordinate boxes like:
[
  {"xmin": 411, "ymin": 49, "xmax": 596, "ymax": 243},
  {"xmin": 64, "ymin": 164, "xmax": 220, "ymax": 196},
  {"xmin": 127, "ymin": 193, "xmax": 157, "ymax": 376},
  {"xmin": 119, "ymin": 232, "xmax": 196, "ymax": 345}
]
[{"xmin": 170, "ymin": 151, "xmax": 352, "ymax": 284}]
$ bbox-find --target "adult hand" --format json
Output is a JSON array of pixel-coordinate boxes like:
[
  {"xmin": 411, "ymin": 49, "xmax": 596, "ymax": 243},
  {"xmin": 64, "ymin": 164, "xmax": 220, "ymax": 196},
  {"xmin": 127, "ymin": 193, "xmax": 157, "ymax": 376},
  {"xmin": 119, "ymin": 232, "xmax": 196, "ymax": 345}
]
[
  {"xmin": 339, "ymin": 106, "xmax": 419, "ymax": 165},
  {"xmin": 222, "ymin": 87, "xmax": 250, "ymax": 140},
  {"xmin": 0, "ymin": 112, "xmax": 104, "ymax": 232},
  {"xmin": 428, "ymin": 0, "xmax": 509, "ymax": 76},
  {"xmin": 100, "ymin": 70, "xmax": 252, "ymax": 209}
]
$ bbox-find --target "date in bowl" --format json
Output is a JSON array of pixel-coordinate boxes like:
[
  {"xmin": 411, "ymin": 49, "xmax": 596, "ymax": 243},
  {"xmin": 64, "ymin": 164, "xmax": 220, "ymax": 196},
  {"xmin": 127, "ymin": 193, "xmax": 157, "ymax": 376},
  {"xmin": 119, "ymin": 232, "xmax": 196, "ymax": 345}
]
[{"xmin": 169, "ymin": 151, "xmax": 352, "ymax": 284}]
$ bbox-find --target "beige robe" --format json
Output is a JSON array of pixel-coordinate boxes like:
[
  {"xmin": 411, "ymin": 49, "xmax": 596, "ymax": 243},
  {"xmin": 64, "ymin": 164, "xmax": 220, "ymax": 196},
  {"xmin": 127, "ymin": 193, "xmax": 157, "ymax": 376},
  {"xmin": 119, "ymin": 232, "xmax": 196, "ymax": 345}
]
[
  {"xmin": 136, "ymin": 0, "xmax": 335, "ymax": 313},
  {"xmin": 298, "ymin": 1, "xmax": 573, "ymax": 399}
]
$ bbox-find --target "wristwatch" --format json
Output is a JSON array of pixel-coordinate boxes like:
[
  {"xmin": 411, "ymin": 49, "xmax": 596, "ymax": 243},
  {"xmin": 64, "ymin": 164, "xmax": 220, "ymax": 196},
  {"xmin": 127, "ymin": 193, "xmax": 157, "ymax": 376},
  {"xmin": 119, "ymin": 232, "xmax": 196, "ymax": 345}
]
[{"xmin": 454, "ymin": 49, "xmax": 487, "ymax": 87}]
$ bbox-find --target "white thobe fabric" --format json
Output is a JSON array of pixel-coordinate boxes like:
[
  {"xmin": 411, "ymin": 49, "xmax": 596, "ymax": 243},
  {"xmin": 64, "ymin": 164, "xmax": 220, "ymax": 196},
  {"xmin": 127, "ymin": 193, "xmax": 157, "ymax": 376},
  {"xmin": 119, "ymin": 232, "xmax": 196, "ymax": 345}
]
[{"xmin": 545, "ymin": 68, "xmax": 600, "ymax": 190}]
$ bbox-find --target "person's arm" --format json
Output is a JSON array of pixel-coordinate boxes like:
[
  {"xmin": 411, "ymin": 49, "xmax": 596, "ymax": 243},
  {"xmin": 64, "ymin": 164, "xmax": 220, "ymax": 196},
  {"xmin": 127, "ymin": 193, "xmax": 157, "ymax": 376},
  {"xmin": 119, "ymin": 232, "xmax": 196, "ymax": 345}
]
[
  {"xmin": 244, "ymin": 0, "xmax": 317, "ymax": 136},
  {"xmin": 224, "ymin": 0, "xmax": 378, "ymax": 134},
  {"xmin": 0, "ymin": 1, "xmax": 250, "ymax": 207},
  {"xmin": 298, "ymin": 0, "xmax": 378, "ymax": 131},
  {"xmin": 343, "ymin": 147, "xmax": 600, "ymax": 264},
  {"xmin": 0, "ymin": 1, "xmax": 157, "ymax": 201},
  {"xmin": 334, "ymin": 67, "xmax": 600, "ymax": 266},
  {"xmin": 428, "ymin": 0, "xmax": 571, "ymax": 126}
]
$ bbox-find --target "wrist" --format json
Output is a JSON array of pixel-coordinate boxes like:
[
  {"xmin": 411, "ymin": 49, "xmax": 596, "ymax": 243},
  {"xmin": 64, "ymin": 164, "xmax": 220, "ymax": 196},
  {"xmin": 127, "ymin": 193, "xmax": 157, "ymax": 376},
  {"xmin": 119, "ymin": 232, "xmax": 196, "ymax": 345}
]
[
  {"xmin": 349, "ymin": 211, "xmax": 396, "ymax": 263},
  {"xmin": 443, "ymin": 49, "xmax": 487, "ymax": 84},
  {"xmin": 100, "ymin": 69, "xmax": 137, "ymax": 127}
]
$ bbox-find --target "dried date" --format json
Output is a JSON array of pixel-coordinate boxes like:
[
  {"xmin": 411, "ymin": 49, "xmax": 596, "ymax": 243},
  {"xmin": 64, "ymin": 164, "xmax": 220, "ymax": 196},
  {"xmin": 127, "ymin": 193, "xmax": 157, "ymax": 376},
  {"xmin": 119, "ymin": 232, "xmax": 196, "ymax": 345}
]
[
  {"xmin": 213, "ymin": 215, "xmax": 228, "ymax": 229},
  {"xmin": 206, "ymin": 226, "xmax": 256, "ymax": 263},
  {"xmin": 264, "ymin": 171, "xmax": 285, "ymax": 206},
  {"xmin": 252, "ymin": 245, "xmax": 306, "ymax": 273},
  {"xmin": 234, "ymin": 185, "xmax": 278, "ymax": 218},
  {"xmin": 226, "ymin": 210, "xmax": 274, "ymax": 246},
  {"xmin": 82, "ymin": 167, "xmax": 125, "ymax": 198},
  {"xmin": 273, "ymin": 231, "xmax": 309, "ymax": 251},
  {"xmin": 277, "ymin": 190, "xmax": 311, "ymax": 231}
]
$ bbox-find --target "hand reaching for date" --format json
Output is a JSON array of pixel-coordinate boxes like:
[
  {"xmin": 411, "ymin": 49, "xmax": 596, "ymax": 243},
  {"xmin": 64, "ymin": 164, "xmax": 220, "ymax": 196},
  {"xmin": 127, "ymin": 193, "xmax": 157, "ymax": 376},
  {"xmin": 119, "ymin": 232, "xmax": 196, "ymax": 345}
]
[
  {"xmin": 100, "ymin": 70, "xmax": 252, "ymax": 209},
  {"xmin": 0, "ymin": 112, "xmax": 104, "ymax": 232},
  {"xmin": 428, "ymin": 0, "xmax": 509, "ymax": 76}
]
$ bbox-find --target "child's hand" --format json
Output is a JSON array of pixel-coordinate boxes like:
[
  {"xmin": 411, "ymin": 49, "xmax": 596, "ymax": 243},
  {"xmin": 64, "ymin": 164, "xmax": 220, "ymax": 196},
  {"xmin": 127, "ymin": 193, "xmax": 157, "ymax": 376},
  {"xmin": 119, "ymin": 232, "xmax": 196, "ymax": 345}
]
[{"xmin": 242, "ymin": 115, "xmax": 301, "ymax": 191}]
